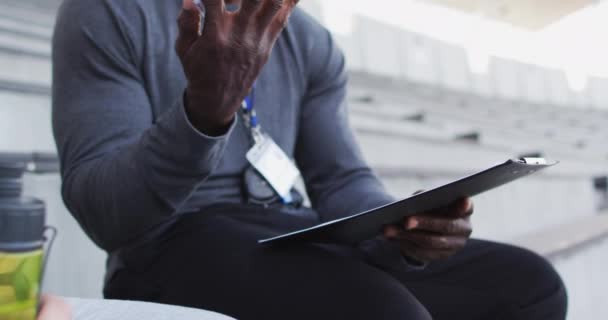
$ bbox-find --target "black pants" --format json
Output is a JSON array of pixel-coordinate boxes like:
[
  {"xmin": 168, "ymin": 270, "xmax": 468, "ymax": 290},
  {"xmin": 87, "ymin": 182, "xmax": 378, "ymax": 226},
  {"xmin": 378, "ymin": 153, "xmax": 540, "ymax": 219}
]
[{"xmin": 105, "ymin": 205, "xmax": 568, "ymax": 320}]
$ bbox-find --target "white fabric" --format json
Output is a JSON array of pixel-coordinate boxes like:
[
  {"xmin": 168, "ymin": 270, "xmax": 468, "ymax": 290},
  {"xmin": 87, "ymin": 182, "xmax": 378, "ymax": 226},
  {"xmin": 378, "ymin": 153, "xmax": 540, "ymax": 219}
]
[{"xmin": 66, "ymin": 298, "xmax": 235, "ymax": 320}]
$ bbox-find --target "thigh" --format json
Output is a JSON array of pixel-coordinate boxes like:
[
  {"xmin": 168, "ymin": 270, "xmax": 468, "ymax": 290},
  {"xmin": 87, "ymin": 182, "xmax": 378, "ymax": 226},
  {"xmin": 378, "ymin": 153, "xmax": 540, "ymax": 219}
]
[
  {"xmin": 107, "ymin": 206, "xmax": 431, "ymax": 320},
  {"xmin": 392, "ymin": 239, "xmax": 567, "ymax": 320}
]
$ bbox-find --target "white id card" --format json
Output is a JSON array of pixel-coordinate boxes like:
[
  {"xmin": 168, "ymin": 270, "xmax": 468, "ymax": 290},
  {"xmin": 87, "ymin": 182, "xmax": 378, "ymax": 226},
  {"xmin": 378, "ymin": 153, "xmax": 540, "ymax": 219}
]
[{"xmin": 246, "ymin": 134, "xmax": 301, "ymax": 199}]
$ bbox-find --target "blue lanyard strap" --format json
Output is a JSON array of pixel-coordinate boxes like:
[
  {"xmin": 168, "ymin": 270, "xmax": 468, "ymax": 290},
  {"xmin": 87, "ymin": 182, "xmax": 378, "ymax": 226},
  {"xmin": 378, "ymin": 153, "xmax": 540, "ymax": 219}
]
[
  {"xmin": 242, "ymin": 83, "xmax": 256, "ymax": 126},
  {"xmin": 241, "ymin": 86, "xmax": 258, "ymax": 129},
  {"xmin": 240, "ymin": 84, "xmax": 263, "ymax": 143}
]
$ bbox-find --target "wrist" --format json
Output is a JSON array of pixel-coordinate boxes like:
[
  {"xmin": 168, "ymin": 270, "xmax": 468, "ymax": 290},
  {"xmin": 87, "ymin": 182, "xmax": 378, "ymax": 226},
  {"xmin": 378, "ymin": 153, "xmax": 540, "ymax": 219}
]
[{"xmin": 183, "ymin": 90, "xmax": 235, "ymax": 136}]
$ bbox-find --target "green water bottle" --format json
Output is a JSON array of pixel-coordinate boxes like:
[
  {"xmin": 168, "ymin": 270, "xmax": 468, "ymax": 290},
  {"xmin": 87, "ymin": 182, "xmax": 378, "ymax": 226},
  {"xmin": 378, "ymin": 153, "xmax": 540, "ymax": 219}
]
[{"xmin": 0, "ymin": 161, "xmax": 46, "ymax": 320}]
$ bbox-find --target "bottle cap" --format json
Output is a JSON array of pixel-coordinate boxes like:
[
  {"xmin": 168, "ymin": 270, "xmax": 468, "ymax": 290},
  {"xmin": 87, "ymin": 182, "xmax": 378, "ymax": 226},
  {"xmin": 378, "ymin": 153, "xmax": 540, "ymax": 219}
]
[{"xmin": 0, "ymin": 197, "xmax": 45, "ymax": 251}]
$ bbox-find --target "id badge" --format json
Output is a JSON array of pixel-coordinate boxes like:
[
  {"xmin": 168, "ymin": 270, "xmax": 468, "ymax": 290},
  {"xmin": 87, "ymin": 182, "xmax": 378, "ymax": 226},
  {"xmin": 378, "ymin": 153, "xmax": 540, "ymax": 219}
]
[{"xmin": 246, "ymin": 134, "xmax": 300, "ymax": 199}]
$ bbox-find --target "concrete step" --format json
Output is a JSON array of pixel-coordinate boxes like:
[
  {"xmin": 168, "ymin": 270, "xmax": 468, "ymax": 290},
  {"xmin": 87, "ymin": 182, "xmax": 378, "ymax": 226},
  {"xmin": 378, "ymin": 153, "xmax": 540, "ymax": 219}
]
[
  {"xmin": 0, "ymin": 51, "xmax": 51, "ymax": 86},
  {"xmin": 0, "ymin": 151, "xmax": 59, "ymax": 173},
  {"xmin": 350, "ymin": 113, "xmax": 467, "ymax": 143},
  {"xmin": 348, "ymin": 86, "xmax": 608, "ymax": 163},
  {"xmin": 0, "ymin": 15, "xmax": 53, "ymax": 40},
  {"xmin": 354, "ymin": 117, "xmax": 607, "ymax": 177},
  {"xmin": 0, "ymin": 31, "xmax": 51, "ymax": 58},
  {"xmin": 551, "ymin": 236, "xmax": 608, "ymax": 320},
  {"xmin": 0, "ymin": 2, "xmax": 56, "ymax": 28},
  {"xmin": 0, "ymin": 91, "xmax": 54, "ymax": 152},
  {"xmin": 516, "ymin": 214, "xmax": 608, "ymax": 320},
  {"xmin": 0, "ymin": 79, "xmax": 50, "ymax": 96},
  {"xmin": 514, "ymin": 213, "xmax": 608, "ymax": 258}
]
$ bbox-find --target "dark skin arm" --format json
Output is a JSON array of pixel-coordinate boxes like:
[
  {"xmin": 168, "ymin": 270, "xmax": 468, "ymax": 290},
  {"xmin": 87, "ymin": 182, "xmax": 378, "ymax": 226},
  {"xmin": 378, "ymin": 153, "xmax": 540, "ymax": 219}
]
[
  {"xmin": 177, "ymin": 0, "xmax": 299, "ymax": 135},
  {"xmin": 384, "ymin": 196, "xmax": 474, "ymax": 263}
]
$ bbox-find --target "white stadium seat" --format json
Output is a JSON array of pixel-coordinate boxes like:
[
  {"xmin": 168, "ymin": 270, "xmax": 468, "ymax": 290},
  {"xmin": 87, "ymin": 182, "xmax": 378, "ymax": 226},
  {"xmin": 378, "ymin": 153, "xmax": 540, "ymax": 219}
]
[
  {"xmin": 353, "ymin": 16, "xmax": 404, "ymax": 78},
  {"xmin": 435, "ymin": 42, "xmax": 471, "ymax": 92},
  {"xmin": 520, "ymin": 65, "xmax": 549, "ymax": 105},
  {"xmin": 334, "ymin": 34, "xmax": 366, "ymax": 72},
  {"xmin": 587, "ymin": 77, "xmax": 608, "ymax": 110},
  {"xmin": 398, "ymin": 30, "xmax": 440, "ymax": 86},
  {"xmin": 545, "ymin": 69, "xmax": 575, "ymax": 108},
  {"xmin": 489, "ymin": 58, "xmax": 524, "ymax": 101}
]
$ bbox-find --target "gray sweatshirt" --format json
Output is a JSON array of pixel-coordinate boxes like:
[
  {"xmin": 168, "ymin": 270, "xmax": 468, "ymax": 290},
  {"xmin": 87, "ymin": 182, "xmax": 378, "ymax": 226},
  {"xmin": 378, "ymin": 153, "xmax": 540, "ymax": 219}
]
[{"xmin": 52, "ymin": 0, "xmax": 399, "ymax": 261}]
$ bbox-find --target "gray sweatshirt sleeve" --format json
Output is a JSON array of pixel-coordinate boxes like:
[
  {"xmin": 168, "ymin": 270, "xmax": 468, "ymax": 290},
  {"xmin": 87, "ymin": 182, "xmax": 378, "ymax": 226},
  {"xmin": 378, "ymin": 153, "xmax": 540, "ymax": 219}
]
[{"xmin": 52, "ymin": 1, "xmax": 235, "ymax": 251}]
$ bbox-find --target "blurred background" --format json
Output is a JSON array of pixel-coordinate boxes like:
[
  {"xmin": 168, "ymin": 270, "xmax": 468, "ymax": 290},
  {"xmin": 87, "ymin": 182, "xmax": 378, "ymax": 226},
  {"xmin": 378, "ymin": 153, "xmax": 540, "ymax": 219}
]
[{"xmin": 0, "ymin": 0, "xmax": 607, "ymax": 319}]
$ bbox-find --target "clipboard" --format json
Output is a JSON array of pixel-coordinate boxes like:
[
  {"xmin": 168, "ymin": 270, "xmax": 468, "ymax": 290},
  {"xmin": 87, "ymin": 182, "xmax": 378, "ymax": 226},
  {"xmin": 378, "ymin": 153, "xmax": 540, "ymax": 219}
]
[{"xmin": 259, "ymin": 158, "xmax": 557, "ymax": 245}]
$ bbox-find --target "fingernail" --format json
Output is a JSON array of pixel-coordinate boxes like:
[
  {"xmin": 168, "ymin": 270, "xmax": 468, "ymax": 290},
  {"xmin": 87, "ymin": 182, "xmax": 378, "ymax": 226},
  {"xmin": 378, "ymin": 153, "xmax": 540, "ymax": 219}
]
[
  {"xmin": 407, "ymin": 218, "xmax": 418, "ymax": 230},
  {"xmin": 183, "ymin": 0, "xmax": 196, "ymax": 10},
  {"xmin": 463, "ymin": 198, "xmax": 472, "ymax": 212},
  {"xmin": 384, "ymin": 226, "xmax": 398, "ymax": 238}
]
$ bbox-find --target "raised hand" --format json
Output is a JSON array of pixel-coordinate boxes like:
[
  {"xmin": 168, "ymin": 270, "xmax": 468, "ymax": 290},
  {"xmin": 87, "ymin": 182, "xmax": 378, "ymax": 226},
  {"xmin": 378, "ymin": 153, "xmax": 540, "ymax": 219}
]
[{"xmin": 176, "ymin": 0, "xmax": 299, "ymax": 135}]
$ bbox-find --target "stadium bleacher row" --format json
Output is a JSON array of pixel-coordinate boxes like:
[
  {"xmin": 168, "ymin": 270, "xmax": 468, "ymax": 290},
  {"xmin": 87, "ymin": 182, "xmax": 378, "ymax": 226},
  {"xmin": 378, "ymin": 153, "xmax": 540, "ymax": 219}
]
[{"xmin": 1, "ymin": 1, "xmax": 607, "ymax": 319}]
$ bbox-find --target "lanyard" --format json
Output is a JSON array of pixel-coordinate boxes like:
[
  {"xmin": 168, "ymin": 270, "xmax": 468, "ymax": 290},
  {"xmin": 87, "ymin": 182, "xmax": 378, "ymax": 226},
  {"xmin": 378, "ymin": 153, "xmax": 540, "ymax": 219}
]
[
  {"xmin": 240, "ymin": 85, "xmax": 263, "ymax": 144},
  {"xmin": 239, "ymin": 84, "xmax": 300, "ymax": 205}
]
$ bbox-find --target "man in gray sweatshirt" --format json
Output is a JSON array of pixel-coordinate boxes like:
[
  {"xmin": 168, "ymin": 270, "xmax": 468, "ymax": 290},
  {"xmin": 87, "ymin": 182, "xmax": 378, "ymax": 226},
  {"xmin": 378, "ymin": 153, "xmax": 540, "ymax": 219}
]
[{"xmin": 52, "ymin": 0, "xmax": 567, "ymax": 319}]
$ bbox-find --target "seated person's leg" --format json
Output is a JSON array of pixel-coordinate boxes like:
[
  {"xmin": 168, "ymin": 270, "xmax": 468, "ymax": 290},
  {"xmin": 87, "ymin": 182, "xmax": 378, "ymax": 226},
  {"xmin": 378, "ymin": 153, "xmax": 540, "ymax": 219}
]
[
  {"xmin": 393, "ymin": 239, "xmax": 568, "ymax": 320},
  {"xmin": 105, "ymin": 207, "xmax": 432, "ymax": 320}
]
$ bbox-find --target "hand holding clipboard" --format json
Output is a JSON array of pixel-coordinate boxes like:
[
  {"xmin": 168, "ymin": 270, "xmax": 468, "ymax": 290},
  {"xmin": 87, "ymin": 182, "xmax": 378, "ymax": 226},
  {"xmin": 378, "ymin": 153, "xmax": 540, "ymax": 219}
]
[{"xmin": 260, "ymin": 158, "xmax": 557, "ymax": 245}]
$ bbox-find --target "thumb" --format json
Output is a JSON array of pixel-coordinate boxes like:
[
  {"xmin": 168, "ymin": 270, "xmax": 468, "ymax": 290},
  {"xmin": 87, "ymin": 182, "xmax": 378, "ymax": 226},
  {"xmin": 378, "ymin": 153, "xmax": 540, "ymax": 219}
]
[{"xmin": 176, "ymin": 0, "xmax": 201, "ymax": 60}]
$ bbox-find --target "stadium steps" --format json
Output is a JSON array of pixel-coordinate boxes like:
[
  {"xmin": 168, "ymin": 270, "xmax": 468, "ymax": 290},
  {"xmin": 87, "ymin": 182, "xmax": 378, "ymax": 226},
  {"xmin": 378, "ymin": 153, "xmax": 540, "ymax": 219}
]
[
  {"xmin": 349, "ymin": 78, "xmax": 608, "ymax": 161},
  {"xmin": 349, "ymin": 107, "xmax": 476, "ymax": 143},
  {"xmin": 0, "ymin": 91, "xmax": 55, "ymax": 153},
  {"xmin": 351, "ymin": 95, "xmax": 602, "ymax": 161},
  {"xmin": 0, "ymin": 15, "xmax": 53, "ymax": 41},
  {"xmin": 0, "ymin": 8, "xmax": 52, "ymax": 98},
  {"xmin": 0, "ymin": 31, "xmax": 51, "ymax": 58},
  {"xmin": 514, "ymin": 213, "xmax": 608, "ymax": 258},
  {"xmin": 0, "ymin": 50, "xmax": 51, "ymax": 87},
  {"xmin": 0, "ymin": 4, "xmax": 56, "ymax": 30}
]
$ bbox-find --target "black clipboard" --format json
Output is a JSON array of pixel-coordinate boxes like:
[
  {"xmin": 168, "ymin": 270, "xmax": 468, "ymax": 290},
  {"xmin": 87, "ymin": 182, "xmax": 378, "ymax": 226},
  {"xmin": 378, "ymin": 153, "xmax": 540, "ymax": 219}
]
[{"xmin": 259, "ymin": 158, "xmax": 557, "ymax": 245}]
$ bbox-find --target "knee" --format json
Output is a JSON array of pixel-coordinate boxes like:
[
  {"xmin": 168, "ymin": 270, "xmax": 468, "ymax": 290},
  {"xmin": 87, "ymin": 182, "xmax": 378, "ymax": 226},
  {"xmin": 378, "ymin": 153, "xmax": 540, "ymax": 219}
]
[
  {"xmin": 502, "ymin": 245, "xmax": 568, "ymax": 315},
  {"xmin": 344, "ymin": 282, "xmax": 433, "ymax": 320}
]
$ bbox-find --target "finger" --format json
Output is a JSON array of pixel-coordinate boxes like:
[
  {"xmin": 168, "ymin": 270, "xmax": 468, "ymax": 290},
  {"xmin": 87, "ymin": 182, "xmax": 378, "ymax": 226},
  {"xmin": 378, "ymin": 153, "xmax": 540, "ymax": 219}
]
[
  {"xmin": 450, "ymin": 197, "xmax": 474, "ymax": 218},
  {"xmin": 383, "ymin": 224, "xmax": 402, "ymax": 239},
  {"xmin": 176, "ymin": 1, "xmax": 202, "ymax": 59},
  {"xmin": 199, "ymin": 0, "xmax": 225, "ymax": 22},
  {"xmin": 424, "ymin": 197, "xmax": 474, "ymax": 218},
  {"xmin": 240, "ymin": 0, "xmax": 265, "ymax": 17},
  {"xmin": 405, "ymin": 215, "xmax": 472, "ymax": 236},
  {"xmin": 256, "ymin": 0, "xmax": 284, "ymax": 31},
  {"xmin": 267, "ymin": 0, "xmax": 296, "ymax": 35},
  {"xmin": 400, "ymin": 231, "xmax": 468, "ymax": 251},
  {"xmin": 399, "ymin": 239, "xmax": 456, "ymax": 262}
]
